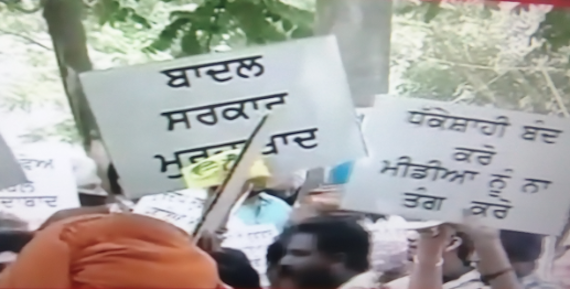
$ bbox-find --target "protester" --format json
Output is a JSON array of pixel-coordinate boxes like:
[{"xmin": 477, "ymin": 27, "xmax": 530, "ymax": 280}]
[
  {"xmin": 388, "ymin": 225, "xmax": 476, "ymax": 289},
  {"xmin": 236, "ymin": 188, "xmax": 292, "ymax": 233},
  {"xmin": 408, "ymin": 213, "xmax": 522, "ymax": 289},
  {"xmin": 0, "ymin": 213, "xmax": 224, "ymax": 288},
  {"xmin": 500, "ymin": 230, "xmax": 559, "ymax": 289},
  {"xmin": 0, "ymin": 230, "xmax": 33, "ymax": 273},
  {"xmin": 211, "ymin": 248, "xmax": 262, "ymax": 289},
  {"xmin": 266, "ymin": 226, "xmax": 296, "ymax": 289},
  {"xmin": 279, "ymin": 215, "xmax": 374, "ymax": 289}
]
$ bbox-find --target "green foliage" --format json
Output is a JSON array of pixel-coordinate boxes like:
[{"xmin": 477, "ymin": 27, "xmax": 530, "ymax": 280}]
[
  {"xmin": 93, "ymin": 0, "xmax": 152, "ymax": 29},
  {"xmin": 3, "ymin": 0, "xmax": 570, "ymax": 145},
  {"xmin": 534, "ymin": 9, "xmax": 570, "ymax": 53},
  {"xmin": 94, "ymin": 0, "xmax": 314, "ymax": 57}
]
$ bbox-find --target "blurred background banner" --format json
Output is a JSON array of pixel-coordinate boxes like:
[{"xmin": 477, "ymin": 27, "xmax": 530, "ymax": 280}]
[
  {"xmin": 314, "ymin": 0, "xmax": 392, "ymax": 108},
  {"xmin": 0, "ymin": 133, "xmax": 27, "ymax": 190}
]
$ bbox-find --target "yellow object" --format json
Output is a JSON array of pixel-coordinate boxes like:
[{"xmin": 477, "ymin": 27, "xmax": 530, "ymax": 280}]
[{"xmin": 182, "ymin": 149, "xmax": 271, "ymax": 189}]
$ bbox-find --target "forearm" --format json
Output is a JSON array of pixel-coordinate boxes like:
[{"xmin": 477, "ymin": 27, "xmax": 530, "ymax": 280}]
[
  {"xmin": 408, "ymin": 245, "xmax": 443, "ymax": 289},
  {"xmin": 475, "ymin": 239, "xmax": 522, "ymax": 289}
]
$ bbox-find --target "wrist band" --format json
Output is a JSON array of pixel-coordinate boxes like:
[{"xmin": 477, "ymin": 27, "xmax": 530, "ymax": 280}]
[
  {"xmin": 481, "ymin": 268, "xmax": 513, "ymax": 284},
  {"xmin": 413, "ymin": 255, "xmax": 444, "ymax": 266}
]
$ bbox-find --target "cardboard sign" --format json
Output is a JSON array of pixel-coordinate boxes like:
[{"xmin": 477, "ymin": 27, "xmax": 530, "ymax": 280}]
[
  {"xmin": 133, "ymin": 191, "xmax": 205, "ymax": 233},
  {"xmin": 80, "ymin": 36, "xmax": 365, "ymax": 198},
  {"xmin": 342, "ymin": 96, "xmax": 570, "ymax": 235},
  {"xmin": 0, "ymin": 147, "xmax": 80, "ymax": 230},
  {"xmin": 0, "ymin": 133, "xmax": 27, "ymax": 190},
  {"xmin": 222, "ymin": 224, "xmax": 279, "ymax": 287}
]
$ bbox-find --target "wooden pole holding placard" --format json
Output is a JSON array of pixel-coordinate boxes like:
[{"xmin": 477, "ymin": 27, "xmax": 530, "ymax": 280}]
[{"xmin": 193, "ymin": 114, "xmax": 272, "ymax": 241}]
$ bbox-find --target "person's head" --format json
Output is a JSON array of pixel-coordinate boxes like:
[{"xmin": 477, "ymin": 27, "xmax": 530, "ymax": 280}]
[
  {"xmin": 279, "ymin": 216, "xmax": 370, "ymax": 289},
  {"xmin": 500, "ymin": 230, "xmax": 544, "ymax": 278},
  {"xmin": 0, "ymin": 229, "xmax": 34, "ymax": 272},
  {"xmin": 211, "ymin": 249, "xmax": 261, "ymax": 289},
  {"xmin": 406, "ymin": 227, "xmax": 473, "ymax": 278},
  {"xmin": 266, "ymin": 226, "xmax": 296, "ymax": 289},
  {"xmin": 0, "ymin": 214, "xmax": 223, "ymax": 288}
]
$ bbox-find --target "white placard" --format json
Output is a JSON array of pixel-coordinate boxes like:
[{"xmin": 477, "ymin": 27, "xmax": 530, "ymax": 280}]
[
  {"xmin": 80, "ymin": 36, "xmax": 365, "ymax": 198},
  {"xmin": 133, "ymin": 191, "xmax": 205, "ymax": 233},
  {"xmin": 0, "ymin": 133, "xmax": 27, "ymax": 190},
  {"xmin": 342, "ymin": 96, "xmax": 570, "ymax": 235},
  {"xmin": 222, "ymin": 224, "xmax": 279, "ymax": 286},
  {"xmin": 0, "ymin": 147, "xmax": 80, "ymax": 230}
]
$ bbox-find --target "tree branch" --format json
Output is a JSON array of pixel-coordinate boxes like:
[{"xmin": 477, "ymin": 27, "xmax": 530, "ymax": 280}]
[
  {"xmin": 205, "ymin": 0, "xmax": 227, "ymax": 52},
  {"xmin": 541, "ymin": 68, "xmax": 569, "ymax": 117},
  {"xmin": 0, "ymin": 29, "xmax": 52, "ymax": 50}
]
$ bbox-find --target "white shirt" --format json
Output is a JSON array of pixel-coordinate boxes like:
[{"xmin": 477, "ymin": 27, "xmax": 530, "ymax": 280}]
[{"xmin": 387, "ymin": 270, "xmax": 483, "ymax": 289}]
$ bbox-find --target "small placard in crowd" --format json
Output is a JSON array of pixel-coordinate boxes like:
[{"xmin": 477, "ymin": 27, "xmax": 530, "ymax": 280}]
[
  {"xmin": 0, "ymin": 147, "xmax": 80, "ymax": 230},
  {"xmin": 0, "ymin": 133, "xmax": 27, "ymax": 190},
  {"xmin": 133, "ymin": 190, "xmax": 205, "ymax": 233},
  {"xmin": 342, "ymin": 95, "xmax": 570, "ymax": 235},
  {"xmin": 222, "ymin": 224, "xmax": 279, "ymax": 286},
  {"xmin": 80, "ymin": 35, "xmax": 365, "ymax": 198}
]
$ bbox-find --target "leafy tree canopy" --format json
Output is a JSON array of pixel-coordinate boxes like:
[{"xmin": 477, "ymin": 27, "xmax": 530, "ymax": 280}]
[{"xmin": 1, "ymin": 0, "xmax": 570, "ymax": 145}]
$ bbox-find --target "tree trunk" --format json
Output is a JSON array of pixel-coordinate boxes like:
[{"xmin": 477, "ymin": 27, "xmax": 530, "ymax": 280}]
[
  {"xmin": 314, "ymin": 0, "xmax": 392, "ymax": 108},
  {"xmin": 43, "ymin": 0, "xmax": 112, "ymax": 194},
  {"xmin": 43, "ymin": 0, "xmax": 97, "ymax": 149}
]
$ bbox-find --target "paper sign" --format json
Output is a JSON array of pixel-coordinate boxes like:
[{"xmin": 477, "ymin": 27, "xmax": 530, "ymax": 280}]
[
  {"xmin": 222, "ymin": 224, "xmax": 279, "ymax": 286},
  {"xmin": 133, "ymin": 191, "xmax": 205, "ymax": 233},
  {"xmin": 80, "ymin": 35, "xmax": 365, "ymax": 198},
  {"xmin": 182, "ymin": 149, "xmax": 270, "ymax": 189},
  {"xmin": 342, "ymin": 96, "xmax": 570, "ymax": 235},
  {"xmin": 0, "ymin": 133, "xmax": 27, "ymax": 190},
  {"xmin": 0, "ymin": 147, "xmax": 80, "ymax": 230}
]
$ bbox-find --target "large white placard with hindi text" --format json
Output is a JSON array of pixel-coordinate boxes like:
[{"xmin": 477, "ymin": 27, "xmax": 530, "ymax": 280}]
[
  {"xmin": 0, "ymin": 147, "xmax": 80, "ymax": 230},
  {"xmin": 341, "ymin": 96, "xmax": 570, "ymax": 235},
  {"xmin": 0, "ymin": 133, "xmax": 27, "ymax": 190},
  {"xmin": 80, "ymin": 36, "xmax": 365, "ymax": 197}
]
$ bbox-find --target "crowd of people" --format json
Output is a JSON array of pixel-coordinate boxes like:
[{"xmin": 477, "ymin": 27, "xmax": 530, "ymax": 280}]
[{"xmin": 0, "ymin": 153, "xmax": 566, "ymax": 289}]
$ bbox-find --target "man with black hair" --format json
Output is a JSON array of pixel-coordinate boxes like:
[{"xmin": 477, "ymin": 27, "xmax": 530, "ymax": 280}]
[
  {"xmin": 210, "ymin": 248, "xmax": 261, "ymax": 289},
  {"xmin": 0, "ymin": 229, "xmax": 34, "ymax": 272},
  {"xmin": 266, "ymin": 226, "xmax": 296, "ymax": 289},
  {"xmin": 278, "ymin": 216, "xmax": 371, "ymax": 289},
  {"xmin": 499, "ymin": 230, "xmax": 559, "ymax": 289},
  {"xmin": 388, "ymin": 227, "xmax": 477, "ymax": 289}
]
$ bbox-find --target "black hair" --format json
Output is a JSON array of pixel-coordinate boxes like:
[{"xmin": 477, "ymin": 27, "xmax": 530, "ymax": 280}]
[
  {"xmin": 266, "ymin": 225, "xmax": 296, "ymax": 268},
  {"xmin": 294, "ymin": 216, "xmax": 370, "ymax": 272},
  {"xmin": 455, "ymin": 231, "xmax": 475, "ymax": 266},
  {"xmin": 211, "ymin": 248, "xmax": 261, "ymax": 289},
  {"xmin": 0, "ymin": 230, "xmax": 33, "ymax": 253},
  {"xmin": 500, "ymin": 230, "xmax": 543, "ymax": 262},
  {"xmin": 107, "ymin": 164, "xmax": 122, "ymax": 195}
]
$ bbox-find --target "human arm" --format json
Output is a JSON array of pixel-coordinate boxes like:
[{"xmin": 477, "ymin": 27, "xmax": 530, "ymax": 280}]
[{"xmin": 407, "ymin": 225, "xmax": 452, "ymax": 289}]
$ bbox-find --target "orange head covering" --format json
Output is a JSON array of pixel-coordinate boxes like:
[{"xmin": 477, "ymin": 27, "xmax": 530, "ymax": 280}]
[{"xmin": 0, "ymin": 213, "xmax": 223, "ymax": 289}]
